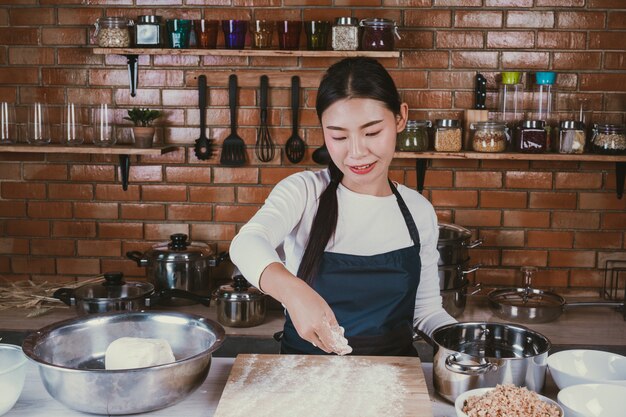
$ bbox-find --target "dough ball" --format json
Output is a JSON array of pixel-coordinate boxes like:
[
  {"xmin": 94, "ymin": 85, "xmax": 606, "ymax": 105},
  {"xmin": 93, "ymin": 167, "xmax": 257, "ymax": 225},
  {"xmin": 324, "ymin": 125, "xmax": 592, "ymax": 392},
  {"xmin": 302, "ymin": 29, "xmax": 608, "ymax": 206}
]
[{"xmin": 105, "ymin": 337, "xmax": 175, "ymax": 370}]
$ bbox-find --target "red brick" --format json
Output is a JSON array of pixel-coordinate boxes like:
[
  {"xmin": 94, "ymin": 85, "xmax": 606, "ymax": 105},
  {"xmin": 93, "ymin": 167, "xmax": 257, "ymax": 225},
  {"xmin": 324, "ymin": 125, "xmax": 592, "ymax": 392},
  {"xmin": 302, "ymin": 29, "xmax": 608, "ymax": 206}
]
[
  {"xmin": 431, "ymin": 190, "xmax": 478, "ymax": 207},
  {"xmin": 480, "ymin": 190, "xmax": 527, "ymax": 208},
  {"xmin": 31, "ymin": 239, "xmax": 75, "ymax": 256},
  {"xmin": 405, "ymin": 10, "xmax": 452, "ymax": 28},
  {"xmin": 549, "ymin": 250, "xmax": 596, "ymax": 268},
  {"xmin": 0, "ymin": 201, "xmax": 26, "ymax": 217},
  {"xmin": 260, "ymin": 167, "xmax": 303, "ymax": 185},
  {"xmin": 579, "ymin": 193, "xmax": 626, "ymax": 210},
  {"xmin": 581, "ymin": 73, "xmax": 626, "ymax": 92},
  {"xmin": 235, "ymin": 186, "xmax": 272, "ymax": 204},
  {"xmin": 189, "ymin": 186, "xmax": 236, "ymax": 203},
  {"xmin": 403, "ymin": 90, "xmax": 453, "ymax": 109},
  {"xmin": 555, "ymin": 172, "xmax": 603, "ymax": 189},
  {"xmin": 57, "ymin": 258, "xmax": 101, "ymax": 275},
  {"xmin": 27, "ymin": 202, "xmax": 72, "ymax": 219},
  {"xmin": 479, "ymin": 229, "xmax": 525, "ymax": 247},
  {"xmin": 5, "ymin": 220, "xmax": 49, "ymax": 237},
  {"xmin": 214, "ymin": 205, "xmax": 259, "ymax": 223},
  {"xmin": 589, "ymin": 0, "xmax": 626, "ymax": 7},
  {"xmin": 529, "ymin": 192, "xmax": 577, "ymax": 209},
  {"xmin": 533, "ymin": 269, "xmax": 569, "ymax": 288},
  {"xmin": 486, "ymin": 0, "xmax": 532, "ymax": 5},
  {"xmin": 552, "ymin": 212, "xmax": 601, "ymax": 229},
  {"xmin": 501, "ymin": 250, "xmax": 548, "ymax": 267},
  {"xmin": 502, "ymin": 52, "xmax": 550, "ymax": 70},
  {"xmin": 52, "ymin": 221, "xmax": 96, "ymax": 238},
  {"xmin": 469, "ymin": 248, "xmax": 500, "ymax": 266},
  {"xmin": 454, "ymin": 171, "xmax": 502, "ymax": 188},
  {"xmin": 8, "ymin": 47, "xmax": 55, "ymax": 65},
  {"xmin": 553, "ymin": 52, "xmax": 602, "ymax": 70},
  {"xmin": 98, "ymin": 222, "xmax": 144, "ymax": 239},
  {"xmin": 423, "ymin": 169, "xmax": 454, "ymax": 188},
  {"xmin": 608, "ymin": 11, "xmax": 626, "ymax": 29},
  {"xmin": 451, "ymin": 51, "xmax": 499, "ymax": 69},
  {"xmin": 430, "ymin": 71, "xmax": 475, "ymax": 89},
  {"xmin": 1, "ymin": 182, "xmax": 46, "ymax": 199},
  {"xmin": 557, "ymin": 12, "xmax": 606, "ymax": 29},
  {"xmin": 436, "ymin": 31, "xmax": 484, "ymax": 49},
  {"xmin": 487, "ymin": 31, "xmax": 535, "ymax": 49},
  {"xmin": 570, "ymin": 269, "xmax": 604, "ymax": 289},
  {"xmin": 605, "ymin": 53, "xmax": 626, "ymax": 70},
  {"xmin": 537, "ymin": 0, "xmax": 585, "ymax": 5},
  {"xmin": 589, "ymin": 32, "xmax": 626, "ymax": 50},
  {"xmin": 505, "ymin": 172, "xmax": 553, "ymax": 189},
  {"xmin": 0, "ymin": 28, "xmax": 38, "ymax": 45},
  {"xmin": 527, "ymin": 231, "xmax": 574, "ymax": 248},
  {"xmin": 96, "ymin": 185, "xmax": 141, "ymax": 201},
  {"xmin": 141, "ymin": 185, "xmax": 187, "ymax": 202},
  {"xmin": 537, "ymin": 31, "xmax": 587, "ymax": 49},
  {"xmin": 0, "ymin": 163, "xmax": 20, "ymax": 180},
  {"xmin": 191, "ymin": 223, "xmax": 237, "ymax": 243},
  {"xmin": 434, "ymin": 0, "xmax": 482, "ymax": 5},
  {"xmin": 77, "ymin": 240, "xmax": 121, "ymax": 257},
  {"xmin": 167, "ymin": 204, "xmax": 214, "ymax": 221},
  {"xmin": 57, "ymin": 7, "xmax": 102, "ymax": 25},
  {"xmin": 0, "ymin": 238, "xmax": 29, "ymax": 255},
  {"xmin": 74, "ymin": 202, "xmax": 119, "ymax": 219},
  {"xmin": 455, "ymin": 11, "xmax": 503, "ymax": 28},
  {"xmin": 454, "ymin": 210, "xmax": 502, "ymax": 227},
  {"xmin": 213, "ymin": 167, "xmax": 258, "ymax": 184},
  {"xmin": 41, "ymin": 28, "xmax": 86, "ymax": 45},
  {"xmin": 48, "ymin": 184, "xmax": 93, "ymax": 200},
  {"xmin": 506, "ymin": 11, "xmax": 555, "ymax": 28},
  {"xmin": 11, "ymin": 257, "xmax": 55, "ymax": 274},
  {"xmin": 574, "ymin": 231, "xmax": 623, "ymax": 249},
  {"xmin": 603, "ymin": 213, "xmax": 626, "ymax": 230},
  {"xmin": 165, "ymin": 166, "xmax": 212, "ymax": 183},
  {"xmin": 503, "ymin": 211, "xmax": 550, "ymax": 228},
  {"xmin": 70, "ymin": 165, "xmax": 116, "ymax": 182},
  {"xmin": 475, "ymin": 268, "xmax": 517, "ymax": 286},
  {"xmin": 403, "ymin": 51, "xmax": 450, "ymax": 69},
  {"xmin": 396, "ymin": 31, "xmax": 434, "ymax": 49},
  {"xmin": 120, "ymin": 204, "xmax": 166, "ymax": 220},
  {"xmin": 144, "ymin": 224, "xmax": 190, "ymax": 241}
]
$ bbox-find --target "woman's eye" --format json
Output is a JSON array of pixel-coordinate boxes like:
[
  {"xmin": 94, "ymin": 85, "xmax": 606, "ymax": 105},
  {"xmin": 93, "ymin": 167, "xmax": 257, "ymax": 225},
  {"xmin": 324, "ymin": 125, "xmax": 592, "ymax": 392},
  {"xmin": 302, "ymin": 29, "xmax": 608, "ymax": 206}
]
[
  {"xmin": 331, "ymin": 136, "xmax": 347, "ymax": 141},
  {"xmin": 365, "ymin": 130, "xmax": 381, "ymax": 137}
]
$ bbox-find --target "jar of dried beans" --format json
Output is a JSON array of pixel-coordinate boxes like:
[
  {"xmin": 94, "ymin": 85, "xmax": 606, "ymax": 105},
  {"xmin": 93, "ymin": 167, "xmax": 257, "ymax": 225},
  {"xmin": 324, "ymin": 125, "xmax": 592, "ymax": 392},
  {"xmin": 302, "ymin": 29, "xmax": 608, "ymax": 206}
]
[
  {"xmin": 359, "ymin": 18, "xmax": 399, "ymax": 51},
  {"xmin": 558, "ymin": 120, "xmax": 586, "ymax": 154},
  {"xmin": 95, "ymin": 17, "xmax": 132, "ymax": 48},
  {"xmin": 470, "ymin": 121, "xmax": 510, "ymax": 153},
  {"xmin": 397, "ymin": 120, "xmax": 431, "ymax": 152},
  {"xmin": 515, "ymin": 120, "xmax": 547, "ymax": 153},
  {"xmin": 434, "ymin": 119, "xmax": 462, "ymax": 152},
  {"xmin": 331, "ymin": 17, "xmax": 359, "ymax": 51},
  {"xmin": 591, "ymin": 123, "xmax": 626, "ymax": 155}
]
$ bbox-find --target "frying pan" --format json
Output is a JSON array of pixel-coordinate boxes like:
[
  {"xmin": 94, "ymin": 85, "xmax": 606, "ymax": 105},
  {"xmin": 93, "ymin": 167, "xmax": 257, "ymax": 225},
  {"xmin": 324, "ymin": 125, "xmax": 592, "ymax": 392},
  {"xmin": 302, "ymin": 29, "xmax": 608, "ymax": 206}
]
[{"xmin": 488, "ymin": 286, "xmax": 625, "ymax": 323}]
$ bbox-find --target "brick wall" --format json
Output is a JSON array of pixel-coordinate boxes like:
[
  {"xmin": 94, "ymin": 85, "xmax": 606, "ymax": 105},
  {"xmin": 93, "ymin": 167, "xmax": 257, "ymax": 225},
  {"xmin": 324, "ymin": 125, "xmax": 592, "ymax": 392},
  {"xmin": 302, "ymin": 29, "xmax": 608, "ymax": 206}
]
[{"xmin": 0, "ymin": 1, "xmax": 624, "ymax": 292}]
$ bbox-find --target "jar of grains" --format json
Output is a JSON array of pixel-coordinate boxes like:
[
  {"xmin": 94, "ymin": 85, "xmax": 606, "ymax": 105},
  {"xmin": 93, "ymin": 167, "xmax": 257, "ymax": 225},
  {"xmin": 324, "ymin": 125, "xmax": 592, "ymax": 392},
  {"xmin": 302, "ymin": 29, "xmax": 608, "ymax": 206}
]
[
  {"xmin": 558, "ymin": 120, "xmax": 586, "ymax": 154},
  {"xmin": 397, "ymin": 120, "xmax": 431, "ymax": 152},
  {"xmin": 95, "ymin": 17, "xmax": 132, "ymax": 47},
  {"xmin": 359, "ymin": 18, "xmax": 399, "ymax": 51},
  {"xmin": 331, "ymin": 17, "xmax": 359, "ymax": 51},
  {"xmin": 591, "ymin": 123, "xmax": 626, "ymax": 155},
  {"xmin": 470, "ymin": 121, "xmax": 510, "ymax": 153},
  {"xmin": 515, "ymin": 120, "xmax": 547, "ymax": 153},
  {"xmin": 434, "ymin": 119, "xmax": 462, "ymax": 152}
]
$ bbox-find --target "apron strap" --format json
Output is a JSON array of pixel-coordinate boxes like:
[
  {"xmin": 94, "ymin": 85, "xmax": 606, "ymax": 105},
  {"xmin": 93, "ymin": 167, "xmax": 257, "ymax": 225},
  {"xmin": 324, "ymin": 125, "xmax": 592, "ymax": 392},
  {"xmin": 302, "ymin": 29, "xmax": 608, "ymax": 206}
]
[{"xmin": 389, "ymin": 180, "xmax": 421, "ymax": 249}]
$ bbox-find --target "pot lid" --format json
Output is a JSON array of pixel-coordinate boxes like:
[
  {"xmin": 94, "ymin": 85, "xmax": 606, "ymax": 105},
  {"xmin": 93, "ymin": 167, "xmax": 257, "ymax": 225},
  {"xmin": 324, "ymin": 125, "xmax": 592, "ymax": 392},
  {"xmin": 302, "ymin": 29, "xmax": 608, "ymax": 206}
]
[
  {"xmin": 488, "ymin": 287, "xmax": 565, "ymax": 308},
  {"xmin": 214, "ymin": 275, "xmax": 264, "ymax": 301},
  {"xmin": 147, "ymin": 233, "xmax": 214, "ymax": 263},
  {"xmin": 73, "ymin": 272, "xmax": 154, "ymax": 301},
  {"xmin": 438, "ymin": 223, "xmax": 472, "ymax": 243}
]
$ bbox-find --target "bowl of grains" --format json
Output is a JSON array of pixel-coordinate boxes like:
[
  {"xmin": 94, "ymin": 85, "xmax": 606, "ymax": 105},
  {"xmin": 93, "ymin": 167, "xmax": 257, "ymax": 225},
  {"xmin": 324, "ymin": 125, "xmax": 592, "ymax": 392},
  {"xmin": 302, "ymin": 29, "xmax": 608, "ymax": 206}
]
[{"xmin": 455, "ymin": 384, "xmax": 563, "ymax": 417}]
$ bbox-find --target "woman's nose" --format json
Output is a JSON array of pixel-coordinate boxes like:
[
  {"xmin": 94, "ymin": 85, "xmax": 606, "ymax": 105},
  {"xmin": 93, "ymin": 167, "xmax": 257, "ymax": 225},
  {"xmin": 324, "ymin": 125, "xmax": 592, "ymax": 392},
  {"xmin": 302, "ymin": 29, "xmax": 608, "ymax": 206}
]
[{"xmin": 348, "ymin": 135, "xmax": 367, "ymax": 157}]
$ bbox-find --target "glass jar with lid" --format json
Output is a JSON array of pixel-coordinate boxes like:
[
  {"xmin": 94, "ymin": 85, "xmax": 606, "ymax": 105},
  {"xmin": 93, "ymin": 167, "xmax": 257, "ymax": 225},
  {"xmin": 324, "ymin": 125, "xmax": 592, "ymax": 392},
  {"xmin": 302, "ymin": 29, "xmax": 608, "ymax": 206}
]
[
  {"xmin": 470, "ymin": 121, "xmax": 510, "ymax": 153},
  {"xmin": 94, "ymin": 17, "xmax": 132, "ymax": 47},
  {"xmin": 515, "ymin": 120, "xmax": 548, "ymax": 153},
  {"xmin": 331, "ymin": 17, "xmax": 359, "ymax": 51},
  {"xmin": 396, "ymin": 120, "xmax": 431, "ymax": 152},
  {"xmin": 434, "ymin": 119, "xmax": 462, "ymax": 152},
  {"xmin": 134, "ymin": 15, "xmax": 162, "ymax": 47},
  {"xmin": 359, "ymin": 18, "xmax": 400, "ymax": 51},
  {"xmin": 591, "ymin": 123, "xmax": 626, "ymax": 155},
  {"xmin": 558, "ymin": 120, "xmax": 586, "ymax": 154}
]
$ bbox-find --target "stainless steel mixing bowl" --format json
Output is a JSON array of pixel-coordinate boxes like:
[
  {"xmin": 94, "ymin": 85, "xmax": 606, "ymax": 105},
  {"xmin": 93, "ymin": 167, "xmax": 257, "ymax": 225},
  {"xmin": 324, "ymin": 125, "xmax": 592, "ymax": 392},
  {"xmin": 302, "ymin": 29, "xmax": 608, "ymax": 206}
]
[{"xmin": 22, "ymin": 311, "xmax": 225, "ymax": 415}]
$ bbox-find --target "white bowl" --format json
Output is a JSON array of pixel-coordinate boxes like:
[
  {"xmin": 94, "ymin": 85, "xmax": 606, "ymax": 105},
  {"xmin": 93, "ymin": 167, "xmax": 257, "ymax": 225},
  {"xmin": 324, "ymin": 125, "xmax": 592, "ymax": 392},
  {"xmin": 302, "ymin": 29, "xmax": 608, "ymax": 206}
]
[
  {"xmin": 547, "ymin": 349, "xmax": 626, "ymax": 389},
  {"xmin": 0, "ymin": 343, "xmax": 28, "ymax": 416},
  {"xmin": 558, "ymin": 383, "xmax": 626, "ymax": 417},
  {"xmin": 455, "ymin": 387, "xmax": 563, "ymax": 417}
]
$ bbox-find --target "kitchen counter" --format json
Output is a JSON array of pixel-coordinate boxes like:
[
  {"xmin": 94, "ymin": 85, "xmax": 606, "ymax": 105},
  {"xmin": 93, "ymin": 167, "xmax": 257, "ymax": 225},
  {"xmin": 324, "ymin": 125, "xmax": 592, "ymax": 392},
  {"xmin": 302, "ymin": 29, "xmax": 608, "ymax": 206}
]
[
  {"xmin": 4, "ymin": 356, "xmax": 561, "ymax": 417},
  {"xmin": 1, "ymin": 295, "xmax": 624, "ymax": 355}
]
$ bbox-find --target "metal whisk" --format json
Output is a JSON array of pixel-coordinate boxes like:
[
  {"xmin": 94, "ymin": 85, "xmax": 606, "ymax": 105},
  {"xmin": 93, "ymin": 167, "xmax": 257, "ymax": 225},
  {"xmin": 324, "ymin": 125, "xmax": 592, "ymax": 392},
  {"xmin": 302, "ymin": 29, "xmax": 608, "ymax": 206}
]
[{"xmin": 255, "ymin": 75, "xmax": 275, "ymax": 163}]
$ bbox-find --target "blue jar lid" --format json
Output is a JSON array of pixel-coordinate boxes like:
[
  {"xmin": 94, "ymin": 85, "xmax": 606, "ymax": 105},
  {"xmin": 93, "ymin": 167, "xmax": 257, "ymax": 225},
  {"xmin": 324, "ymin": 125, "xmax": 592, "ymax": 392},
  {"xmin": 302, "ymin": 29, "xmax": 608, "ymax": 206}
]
[{"xmin": 535, "ymin": 72, "xmax": 556, "ymax": 85}]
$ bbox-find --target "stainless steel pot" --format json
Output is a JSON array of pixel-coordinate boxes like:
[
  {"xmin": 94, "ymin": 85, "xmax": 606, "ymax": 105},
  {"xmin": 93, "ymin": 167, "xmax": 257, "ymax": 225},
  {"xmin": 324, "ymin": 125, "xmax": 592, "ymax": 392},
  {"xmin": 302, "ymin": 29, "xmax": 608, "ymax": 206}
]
[
  {"xmin": 53, "ymin": 272, "xmax": 211, "ymax": 315},
  {"xmin": 438, "ymin": 263, "xmax": 480, "ymax": 290},
  {"xmin": 127, "ymin": 233, "xmax": 228, "ymax": 306},
  {"xmin": 22, "ymin": 311, "xmax": 225, "ymax": 415},
  {"xmin": 214, "ymin": 275, "xmax": 266, "ymax": 328},
  {"xmin": 437, "ymin": 223, "xmax": 482, "ymax": 265},
  {"xmin": 441, "ymin": 282, "xmax": 482, "ymax": 318},
  {"xmin": 432, "ymin": 322, "xmax": 551, "ymax": 403}
]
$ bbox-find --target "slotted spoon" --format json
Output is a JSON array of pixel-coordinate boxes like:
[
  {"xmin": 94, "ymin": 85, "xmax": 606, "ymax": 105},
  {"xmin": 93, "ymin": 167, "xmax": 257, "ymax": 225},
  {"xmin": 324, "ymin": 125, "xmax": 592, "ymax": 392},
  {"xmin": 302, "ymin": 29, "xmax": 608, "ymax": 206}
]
[
  {"xmin": 220, "ymin": 74, "xmax": 246, "ymax": 166},
  {"xmin": 285, "ymin": 75, "xmax": 305, "ymax": 163},
  {"xmin": 255, "ymin": 75, "xmax": 274, "ymax": 162},
  {"xmin": 193, "ymin": 75, "xmax": 213, "ymax": 160}
]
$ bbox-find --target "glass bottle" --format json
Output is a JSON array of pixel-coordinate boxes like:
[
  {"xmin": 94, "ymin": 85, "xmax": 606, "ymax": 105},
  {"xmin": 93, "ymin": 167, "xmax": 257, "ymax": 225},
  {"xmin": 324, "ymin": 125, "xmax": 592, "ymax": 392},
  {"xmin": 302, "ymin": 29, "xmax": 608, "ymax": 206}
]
[
  {"xmin": 94, "ymin": 17, "xmax": 132, "ymax": 48},
  {"xmin": 497, "ymin": 71, "xmax": 523, "ymax": 127},
  {"xmin": 470, "ymin": 121, "xmax": 510, "ymax": 153},
  {"xmin": 434, "ymin": 119, "xmax": 462, "ymax": 152},
  {"xmin": 359, "ymin": 18, "xmax": 399, "ymax": 51},
  {"xmin": 331, "ymin": 17, "xmax": 359, "ymax": 51},
  {"xmin": 396, "ymin": 120, "xmax": 431, "ymax": 152},
  {"xmin": 515, "ymin": 120, "xmax": 547, "ymax": 153},
  {"xmin": 558, "ymin": 120, "xmax": 585, "ymax": 154},
  {"xmin": 591, "ymin": 123, "xmax": 626, "ymax": 155},
  {"xmin": 532, "ymin": 71, "xmax": 557, "ymax": 150}
]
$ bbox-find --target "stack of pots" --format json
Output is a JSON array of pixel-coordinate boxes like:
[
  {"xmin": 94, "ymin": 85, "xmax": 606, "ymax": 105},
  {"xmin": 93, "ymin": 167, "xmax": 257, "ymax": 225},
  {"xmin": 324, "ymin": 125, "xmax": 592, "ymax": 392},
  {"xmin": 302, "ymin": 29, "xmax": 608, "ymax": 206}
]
[{"xmin": 437, "ymin": 223, "xmax": 482, "ymax": 317}]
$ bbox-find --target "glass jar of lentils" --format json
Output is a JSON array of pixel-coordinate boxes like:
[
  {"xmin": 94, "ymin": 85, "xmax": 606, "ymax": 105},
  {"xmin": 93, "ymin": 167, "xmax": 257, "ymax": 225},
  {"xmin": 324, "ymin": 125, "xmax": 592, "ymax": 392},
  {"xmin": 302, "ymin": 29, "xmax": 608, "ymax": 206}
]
[
  {"xmin": 434, "ymin": 119, "xmax": 463, "ymax": 152},
  {"xmin": 95, "ymin": 17, "xmax": 132, "ymax": 47},
  {"xmin": 470, "ymin": 121, "xmax": 510, "ymax": 153},
  {"xmin": 591, "ymin": 123, "xmax": 626, "ymax": 155},
  {"xmin": 331, "ymin": 17, "xmax": 359, "ymax": 51}
]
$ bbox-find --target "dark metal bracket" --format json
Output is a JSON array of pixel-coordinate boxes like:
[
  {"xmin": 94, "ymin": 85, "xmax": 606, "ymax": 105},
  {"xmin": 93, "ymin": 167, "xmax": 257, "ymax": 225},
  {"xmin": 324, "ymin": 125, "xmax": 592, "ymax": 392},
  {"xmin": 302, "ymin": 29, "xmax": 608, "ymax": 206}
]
[
  {"xmin": 416, "ymin": 159, "xmax": 428, "ymax": 194},
  {"xmin": 617, "ymin": 161, "xmax": 625, "ymax": 199},
  {"xmin": 119, "ymin": 155, "xmax": 130, "ymax": 191},
  {"xmin": 125, "ymin": 54, "xmax": 139, "ymax": 97}
]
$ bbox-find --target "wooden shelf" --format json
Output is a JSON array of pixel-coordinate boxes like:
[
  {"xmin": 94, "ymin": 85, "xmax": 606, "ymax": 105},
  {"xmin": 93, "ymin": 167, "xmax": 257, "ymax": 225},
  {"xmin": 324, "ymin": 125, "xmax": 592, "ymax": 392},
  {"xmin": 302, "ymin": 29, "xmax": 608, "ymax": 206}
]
[
  {"xmin": 92, "ymin": 47, "xmax": 400, "ymax": 58},
  {"xmin": 393, "ymin": 151, "xmax": 626, "ymax": 199},
  {"xmin": 0, "ymin": 144, "xmax": 178, "ymax": 190}
]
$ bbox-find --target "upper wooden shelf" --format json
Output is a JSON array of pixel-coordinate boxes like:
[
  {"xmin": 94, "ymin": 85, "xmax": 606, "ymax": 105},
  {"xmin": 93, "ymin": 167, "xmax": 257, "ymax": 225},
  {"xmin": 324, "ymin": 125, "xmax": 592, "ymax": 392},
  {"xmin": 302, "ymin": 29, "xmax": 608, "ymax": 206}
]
[
  {"xmin": 0, "ymin": 144, "xmax": 177, "ymax": 155},
  {"xmin": 393, "ymin": 151, "xmax": 626, "ymax": 162},
  {"xmin": 92, "ymin": 47, "xmax": 400, "ymax": 58}
]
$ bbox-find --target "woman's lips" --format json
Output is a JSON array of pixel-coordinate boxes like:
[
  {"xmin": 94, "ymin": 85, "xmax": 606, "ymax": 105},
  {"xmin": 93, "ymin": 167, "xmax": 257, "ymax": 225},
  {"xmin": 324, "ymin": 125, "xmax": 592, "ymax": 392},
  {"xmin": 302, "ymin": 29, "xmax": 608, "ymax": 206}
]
[{"xmin": 348, "ymin": 161, "xmax": 376, "ymax": 175}]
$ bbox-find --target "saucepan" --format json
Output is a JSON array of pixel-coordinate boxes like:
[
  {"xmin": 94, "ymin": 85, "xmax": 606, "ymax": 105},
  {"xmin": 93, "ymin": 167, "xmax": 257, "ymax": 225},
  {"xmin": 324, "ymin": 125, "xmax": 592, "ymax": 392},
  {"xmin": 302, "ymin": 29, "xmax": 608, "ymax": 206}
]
[
  {"xmin": 22, "ymin": 311, "xmax": 225, "ymax": 415},
  {"xmin": 488, "ymin": 286, "xmax": 625, "ymax": 324}
]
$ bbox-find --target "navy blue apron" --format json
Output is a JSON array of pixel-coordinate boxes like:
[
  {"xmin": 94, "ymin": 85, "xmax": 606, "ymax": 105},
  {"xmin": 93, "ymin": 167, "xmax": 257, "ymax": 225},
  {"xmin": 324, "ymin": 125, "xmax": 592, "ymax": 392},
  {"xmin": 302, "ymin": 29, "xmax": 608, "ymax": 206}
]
[{"xmin": 280, "ymin": 181, "xmax": 422, "ymax": 356}]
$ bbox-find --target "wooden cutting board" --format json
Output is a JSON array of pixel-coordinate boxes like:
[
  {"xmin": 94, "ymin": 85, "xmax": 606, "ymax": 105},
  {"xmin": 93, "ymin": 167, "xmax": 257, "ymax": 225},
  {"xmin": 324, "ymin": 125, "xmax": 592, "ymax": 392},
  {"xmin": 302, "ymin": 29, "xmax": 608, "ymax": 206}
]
[{"xmin": 213, "ymin": 354, "xmax": 433, "ymax": 417}]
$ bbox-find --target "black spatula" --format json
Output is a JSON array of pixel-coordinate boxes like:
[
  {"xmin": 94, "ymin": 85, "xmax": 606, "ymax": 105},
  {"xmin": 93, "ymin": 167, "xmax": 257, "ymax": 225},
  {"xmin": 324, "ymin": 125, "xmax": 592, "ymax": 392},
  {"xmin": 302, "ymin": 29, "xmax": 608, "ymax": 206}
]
[
  {"xmin": 220, "ymin": 74, "xmax": 247, "ymax": 166},
  {"xmin": 285, "ymin": 75, "xmax": 305, "ymax": 163},
  {"xmin": 193, "ymin": 75, "xmax": 213, "ymax": 160}
]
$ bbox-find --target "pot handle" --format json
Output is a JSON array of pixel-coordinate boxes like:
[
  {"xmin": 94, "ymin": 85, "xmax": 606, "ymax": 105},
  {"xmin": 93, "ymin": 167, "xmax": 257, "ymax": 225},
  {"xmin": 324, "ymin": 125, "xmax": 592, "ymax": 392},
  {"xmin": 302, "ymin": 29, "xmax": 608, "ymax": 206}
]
[
  {"xmin": 52, "ymin": 288, "xmax": 75, "ymax": 306},
  {"xmin": 445, "ymin": 353, "xmax": 497, "ymax": 375},
  {"xmin": 463, "ymin": 238, "xmax": 483, "ymax": 249},
  {"xmin": 126, "ymin": 251, "xmax": 148, "ymax": 267},
  {"xmin": 208, "ymin": 251, "xmax": 230, "ymax": 267},
  {"xmin": 462, "ymin": 264, "xmax": 481, "ymax": 275},
  {"xmin": 152, "ymin": 289, "xmax": 212, "ymax": 307}
]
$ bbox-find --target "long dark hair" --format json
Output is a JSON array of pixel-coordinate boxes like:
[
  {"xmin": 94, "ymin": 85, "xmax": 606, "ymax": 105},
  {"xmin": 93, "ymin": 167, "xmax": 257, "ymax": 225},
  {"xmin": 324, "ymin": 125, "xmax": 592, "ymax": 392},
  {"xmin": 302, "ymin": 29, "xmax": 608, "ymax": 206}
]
[{"xmin": 297, "ymin": 57, "xmax": 403, "ymax": 284}]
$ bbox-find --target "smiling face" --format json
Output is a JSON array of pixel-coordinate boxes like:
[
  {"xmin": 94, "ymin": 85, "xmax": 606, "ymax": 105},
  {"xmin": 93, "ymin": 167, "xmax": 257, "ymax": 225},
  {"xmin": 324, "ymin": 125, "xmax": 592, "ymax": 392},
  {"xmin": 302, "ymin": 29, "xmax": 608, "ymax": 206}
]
[{"xmin": 321, "ymin": 97, "xmax": 408, "ymax": 196}]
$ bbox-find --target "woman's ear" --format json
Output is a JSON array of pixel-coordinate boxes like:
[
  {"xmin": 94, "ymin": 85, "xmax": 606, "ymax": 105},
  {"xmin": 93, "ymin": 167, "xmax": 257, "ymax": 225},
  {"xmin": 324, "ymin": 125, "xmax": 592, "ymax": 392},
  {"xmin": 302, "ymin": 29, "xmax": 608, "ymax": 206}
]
[{"xmin": 396, "ymin": 103, "xmax": 409, "ymax": 133}]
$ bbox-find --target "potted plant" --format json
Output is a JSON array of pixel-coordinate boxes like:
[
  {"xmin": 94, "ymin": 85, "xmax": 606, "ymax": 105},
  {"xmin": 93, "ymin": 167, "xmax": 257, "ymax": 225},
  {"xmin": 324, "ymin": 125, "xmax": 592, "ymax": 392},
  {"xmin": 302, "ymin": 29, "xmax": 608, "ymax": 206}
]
[{"xmin": 123, "ymin": 107, "xmax": 162, "ymax": 148}]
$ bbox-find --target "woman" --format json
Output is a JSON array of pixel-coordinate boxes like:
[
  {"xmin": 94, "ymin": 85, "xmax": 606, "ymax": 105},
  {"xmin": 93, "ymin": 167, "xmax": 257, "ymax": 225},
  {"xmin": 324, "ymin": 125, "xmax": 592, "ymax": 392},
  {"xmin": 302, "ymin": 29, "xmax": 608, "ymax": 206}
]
[{"xmin": 230, "ymin": 57, "xmax": 455, "ymax": 356}]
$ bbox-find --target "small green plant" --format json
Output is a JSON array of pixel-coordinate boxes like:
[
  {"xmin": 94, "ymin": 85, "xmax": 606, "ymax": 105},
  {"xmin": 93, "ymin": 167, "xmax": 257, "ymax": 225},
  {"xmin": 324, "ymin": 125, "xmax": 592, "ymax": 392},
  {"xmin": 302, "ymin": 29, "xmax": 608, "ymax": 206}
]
[{"xmin": 123, "ymin": 107, "xmax": 162, "ymax": 127}]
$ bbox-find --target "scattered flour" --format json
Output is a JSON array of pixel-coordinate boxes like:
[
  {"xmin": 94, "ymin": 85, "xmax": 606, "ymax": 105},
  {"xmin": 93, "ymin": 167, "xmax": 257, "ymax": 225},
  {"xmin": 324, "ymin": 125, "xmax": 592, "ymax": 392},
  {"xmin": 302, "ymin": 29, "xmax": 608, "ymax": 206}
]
[{"xmin": 218, "ymin": 354, "xmax": 409, "ymax": 417}]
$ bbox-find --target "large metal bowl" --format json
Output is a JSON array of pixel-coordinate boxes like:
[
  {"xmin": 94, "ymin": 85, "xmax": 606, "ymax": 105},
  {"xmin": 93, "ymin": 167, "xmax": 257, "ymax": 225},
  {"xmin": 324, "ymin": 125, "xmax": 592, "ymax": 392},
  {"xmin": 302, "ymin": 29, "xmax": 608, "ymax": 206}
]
[{"xmin": 22, "ymin": 311, "xmax": 225, "ymax": 415}]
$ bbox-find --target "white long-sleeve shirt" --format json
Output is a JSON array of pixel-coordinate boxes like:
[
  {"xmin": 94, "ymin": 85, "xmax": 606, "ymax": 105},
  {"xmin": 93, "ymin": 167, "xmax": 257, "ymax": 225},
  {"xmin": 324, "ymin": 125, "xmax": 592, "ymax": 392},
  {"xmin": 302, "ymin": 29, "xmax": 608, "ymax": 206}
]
[{"xmin": 229, "ymin": 169, "xmax": 456, "ymax": 337}]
